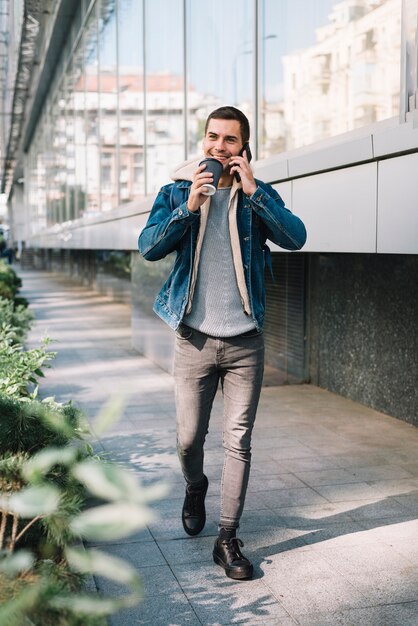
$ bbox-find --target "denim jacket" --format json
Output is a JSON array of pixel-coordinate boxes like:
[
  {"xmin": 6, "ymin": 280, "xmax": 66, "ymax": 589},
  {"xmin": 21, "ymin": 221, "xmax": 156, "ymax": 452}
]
[{"xmin": 138, "ymin": 170, "xmax": 306, "ymax": 331}]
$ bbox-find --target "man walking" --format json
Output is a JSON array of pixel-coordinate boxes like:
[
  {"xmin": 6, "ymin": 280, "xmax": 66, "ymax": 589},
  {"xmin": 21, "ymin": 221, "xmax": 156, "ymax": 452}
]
[{"xmin": 138, "ymin": 106, "xmax": 306, "ymax": 579}]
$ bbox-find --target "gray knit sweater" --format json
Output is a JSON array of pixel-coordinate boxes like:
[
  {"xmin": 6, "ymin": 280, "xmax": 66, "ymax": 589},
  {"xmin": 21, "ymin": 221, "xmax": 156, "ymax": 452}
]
[{"xmin": 183, "ymin": 188, "xmax": 256, "ymax": 337}]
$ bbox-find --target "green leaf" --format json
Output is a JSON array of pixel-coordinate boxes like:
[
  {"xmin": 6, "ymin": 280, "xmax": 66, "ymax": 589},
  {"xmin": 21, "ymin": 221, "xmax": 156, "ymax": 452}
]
[
  {"xmin": 72, "ymin": 459, "xmax": 139, "ymax": 502},
  {"xmin": 0, "ymin": 549, "xmax": 35, "ymax": 575},
  {"xmin": 70, "ymin": 502, "xmax": 154, "ymax": 540},
  {"xmin": 91, "ymin": 395, "xmax": 126, "ymax": 436},
  {"xmin": 72, "ymin": 459, "xmax": 168, "ymax": 504},
  {"xmin": 51, "ymin": 593, "xmax": 140, "ymax": 615},
  {"xmin": 66, "ymin": 546, "xmax": 142, "ymax": 587},
  {"xmin": 134, "ymin": 480, "xmax": 169, "ymax": 504},
  {"xmin": 6, "ymin": 484, "xmax": 61, "ymax": 517},
  {"xmin": 0, "ymin": 577, "xmax": 45, "ymax": 625},
  {"xmin": 23, "ymin": 446, "xmax": 79, "ymax": 482},
  {"xmin": 38, "ymin": 409, "xmax": 77, "ymax": 439}
]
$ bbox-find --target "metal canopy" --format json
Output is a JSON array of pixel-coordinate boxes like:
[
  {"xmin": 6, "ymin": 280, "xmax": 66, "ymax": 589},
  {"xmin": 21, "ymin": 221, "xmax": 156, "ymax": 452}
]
[
  {"xmin": 0, "ymin": 0, "xmax": 81, "ymax": 196},
  {"xmin": 0, "ymin": 0, "xmax": 43, "ymax": 195}
]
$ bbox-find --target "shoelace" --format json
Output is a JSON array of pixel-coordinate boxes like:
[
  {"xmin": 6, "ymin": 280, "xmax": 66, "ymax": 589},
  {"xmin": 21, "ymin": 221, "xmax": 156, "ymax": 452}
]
[
  {"xmin": 221, "ymin": 537, "xmax": 245, "ymax": 560},
  {"xmin": 185, "ymin": 490, "xmax": 204, "ymax": 516}
]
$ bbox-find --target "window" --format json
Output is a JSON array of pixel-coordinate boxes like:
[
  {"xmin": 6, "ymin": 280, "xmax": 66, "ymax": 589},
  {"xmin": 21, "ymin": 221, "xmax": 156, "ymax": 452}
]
[
  {"xmin": 186, "ymin": 0, "xmax": 254, "ymax": 156},
  {"xmin": 260, "ymin": 0, "xmax": 401, "ymax": 157},
  {"xmin": 99, "ymin": 0, "xmax": 119, "ymax": 209},
  {"xmin": 146, "ymin": 0, "xmax": 184, "ymax": 192},
  {"xmin": 118, "ymin": 0, "xmax": 145, "ymax": 199}
]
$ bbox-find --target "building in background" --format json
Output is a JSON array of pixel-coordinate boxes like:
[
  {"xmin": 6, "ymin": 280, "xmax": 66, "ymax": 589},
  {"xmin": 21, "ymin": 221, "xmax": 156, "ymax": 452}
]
[
  {"xmin": 1, "ymin": 0, "xmax": 417, "ymax": 426},
  {"xmin": 283, "ymin": 0, "xmax": 402, "ymax": 148}
]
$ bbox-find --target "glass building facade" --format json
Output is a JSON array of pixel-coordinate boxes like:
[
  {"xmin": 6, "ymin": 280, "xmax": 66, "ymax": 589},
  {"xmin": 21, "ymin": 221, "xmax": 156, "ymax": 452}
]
[{"xmin": 25, "ymin": 0, "xmax": 403, "ymax": 236}]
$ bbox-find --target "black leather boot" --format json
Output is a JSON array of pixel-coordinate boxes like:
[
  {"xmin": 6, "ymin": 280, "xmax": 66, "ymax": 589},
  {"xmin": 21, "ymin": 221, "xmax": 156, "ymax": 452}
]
[
  {"xmin": 213, "ymin": 536, "xmax": 253, "ymax": 579},
  {"xmin": 182, "ymin": 475, "xmax": 208, "ymax": 536}
]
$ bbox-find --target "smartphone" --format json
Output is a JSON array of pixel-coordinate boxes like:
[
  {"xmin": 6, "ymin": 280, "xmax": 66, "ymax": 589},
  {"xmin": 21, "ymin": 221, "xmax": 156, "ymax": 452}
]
[{"xmin": 234, "ymin": 143, "xmax": 252, "ymax": 182}]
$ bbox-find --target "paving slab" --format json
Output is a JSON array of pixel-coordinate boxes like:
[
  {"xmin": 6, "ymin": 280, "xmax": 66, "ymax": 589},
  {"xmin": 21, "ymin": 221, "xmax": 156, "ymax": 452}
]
[
  {"xmin": 296, "ymin": 602, "xmax": 418, "ymax": 626},
  {"xmin": 172, "ymin": 560, "xmax": 292, "ymax": 625},
  {"xmin": 21, "ymin": 270, "xmax": 418, "ymax": 626},
  {"xmin": 261, "ymin": 550, "xmax": 370, "ymax": 616}
]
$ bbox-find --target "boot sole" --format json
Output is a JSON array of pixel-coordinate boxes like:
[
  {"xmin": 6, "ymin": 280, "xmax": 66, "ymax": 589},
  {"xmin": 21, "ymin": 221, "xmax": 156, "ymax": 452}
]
[{"xmin": 213, "ymin": 552, "xmax": 253, "ymax": 580}]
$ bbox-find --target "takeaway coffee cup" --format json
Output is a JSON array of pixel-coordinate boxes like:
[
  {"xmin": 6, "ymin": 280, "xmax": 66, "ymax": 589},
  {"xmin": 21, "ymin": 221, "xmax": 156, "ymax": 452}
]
[{"xmin": 199, "ymin": 158, "xmax": 223, "ymax": 196}]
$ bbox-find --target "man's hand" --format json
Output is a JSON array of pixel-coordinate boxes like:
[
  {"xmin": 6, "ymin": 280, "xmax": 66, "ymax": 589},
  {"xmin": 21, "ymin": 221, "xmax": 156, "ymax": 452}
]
[
  {"xmin": 229, "ymin": 150, "xmax": 257, "ymax": 196},
  {"xmin": 187, "ymin": 163, "xmax": 213, "ymax": 212}
]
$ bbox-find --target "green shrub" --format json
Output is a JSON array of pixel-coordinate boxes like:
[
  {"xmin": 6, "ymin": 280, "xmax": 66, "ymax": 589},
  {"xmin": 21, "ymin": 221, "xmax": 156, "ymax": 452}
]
[
  {"xmin": 0, "ymin": 326, "xmax": 56, "ymax": 398},
  {"xmin": 0, "ymin": 403, "xmax": 166, "ymax": 624},
  {"xmin": 13, "ymin": 296, "xmax": 29, "ymax": 309},
  {"xmin": 0, "ymin": 282, "xmax": 14, "ymax": 300},
  {"xmin": 0, "ymin": 560, "xmax": 106, "ymax": 626},
  {"xmin": 0, "ymin": 452, "xmax": 27, "ymax": 495},
  {"xmin": 0, "ymin": 260, "xmax": 22, "ymax": 298},
  {"xmin": 0, "ymin": 266, "xmax": 164, "ymax": 623},
  {"xmin": 0, "ymin": 457, "xmax": 86, "ymax": 563},
  {"xmin": 0, "ymin": 297, "xmax": 34, "ymax": 343},
  {"xmin": 0, "ymin": 395, "xmax": 86, "ymax": 455}
]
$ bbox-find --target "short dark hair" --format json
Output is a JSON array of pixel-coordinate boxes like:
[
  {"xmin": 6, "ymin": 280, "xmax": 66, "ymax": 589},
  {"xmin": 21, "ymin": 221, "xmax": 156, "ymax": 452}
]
[{"xmin": 204, "ymin": 106, "xmax": 250, "ymax": 145}]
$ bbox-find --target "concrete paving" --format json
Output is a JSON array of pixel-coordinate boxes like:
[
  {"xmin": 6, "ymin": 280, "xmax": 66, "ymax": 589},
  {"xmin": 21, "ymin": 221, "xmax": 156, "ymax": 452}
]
[{"xmin": 21, "ymin": 269, "xmax": 418, "ymax": 626}]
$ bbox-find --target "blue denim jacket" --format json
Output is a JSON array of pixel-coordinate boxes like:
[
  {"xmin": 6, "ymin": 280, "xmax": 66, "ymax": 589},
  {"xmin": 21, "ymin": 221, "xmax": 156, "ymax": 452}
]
[{"xmin": 138, "ymin": 178, "xmax": 306, "ymax": 331}]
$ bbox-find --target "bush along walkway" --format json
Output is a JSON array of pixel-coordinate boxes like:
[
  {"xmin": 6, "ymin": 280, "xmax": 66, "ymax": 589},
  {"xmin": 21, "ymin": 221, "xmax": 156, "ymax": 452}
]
[
  {"xmin": 0, "ymin": 261, "xmax": 164, "ymax": 626},
  {"xmin": 16, "ymin": 269, "xmax": 418, "ymax": 626}
]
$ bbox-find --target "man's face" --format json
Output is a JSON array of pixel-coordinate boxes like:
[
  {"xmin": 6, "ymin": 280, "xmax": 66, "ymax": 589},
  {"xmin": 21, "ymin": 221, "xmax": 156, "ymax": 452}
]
[{"xmin": 202, "ymin": 118, "xmax": 243, "ymax": 171}]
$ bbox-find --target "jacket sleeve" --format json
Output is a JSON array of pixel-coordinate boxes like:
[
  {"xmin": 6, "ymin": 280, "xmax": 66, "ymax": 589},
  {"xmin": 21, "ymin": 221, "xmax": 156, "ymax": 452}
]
[
  {"xmin": 249, "ymin": 183, "xmax": 307, "ymax": 250},
  {"xmin": 138, "ymin": 185, "xmax": 199, "ymax": 261}
]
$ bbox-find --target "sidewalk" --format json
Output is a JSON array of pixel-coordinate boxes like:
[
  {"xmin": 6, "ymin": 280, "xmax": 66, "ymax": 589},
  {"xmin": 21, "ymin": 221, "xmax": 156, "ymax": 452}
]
[{"xmin": 22, "ymin": 269, "xmax": 418, "ymax": 626}]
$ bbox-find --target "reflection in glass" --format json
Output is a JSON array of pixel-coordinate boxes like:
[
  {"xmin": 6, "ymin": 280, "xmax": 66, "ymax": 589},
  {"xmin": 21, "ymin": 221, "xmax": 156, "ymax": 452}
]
[
  {"xmin": 146, "ymin": 0, "xmax": 184, "ymax": 192},
  {"xmin": 186, "ymin": 0, "xmax": 254, "ymax": 156},
  {"xmin": 99, "ymin": 0, "xmax": 119, "ymax": 210},
  {"xmin": 48, "ymin": 93, "xmax": 66, "ymax": 224},
  {"xmin": 65, "ymin": 68, "xmax": 76, "ymax": 221},
  {"xmin": 37, "ymin": 147, "xmax": 47, "ymax": 231},
  {"xmin": 22, "ymin": 0, "xmax": 407, "ymax": 236},
  {"xmin": 403, "ymin": 0, "xmax": 417, "ymax": 117},
  {"xmin": 26, "ymin": 121, "xmax": 47, "ymax": 235},
  {"xmin": 260, "ymin": 0, "xmax": 401, "ymax": 157},
  {"xmin": 118, "ymin": 0, "xmax": 145, "ymax": 201},
  {"xmin": 44, "ymin": 107, "xmax": 54, "ymax": 226},
  {"xmin": 84, "ymin": 7, "xmax": 100, "ymax": 216}
]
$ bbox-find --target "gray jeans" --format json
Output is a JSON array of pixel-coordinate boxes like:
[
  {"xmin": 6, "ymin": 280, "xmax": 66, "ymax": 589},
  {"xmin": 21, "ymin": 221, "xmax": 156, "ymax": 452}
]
[{"xmin": 174, "ymin": 324, "xmax": 264, "ymax": 529}]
